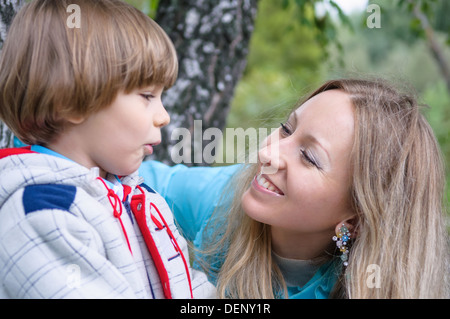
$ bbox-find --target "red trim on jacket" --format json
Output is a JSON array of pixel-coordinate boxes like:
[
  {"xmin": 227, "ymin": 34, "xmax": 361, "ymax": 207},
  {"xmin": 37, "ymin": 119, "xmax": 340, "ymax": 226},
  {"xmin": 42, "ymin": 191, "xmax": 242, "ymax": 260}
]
[
  {"xmin": 130, "ymin": 191, "xmax": 173, "ymax": 298},
  {"xmin": 0, "ymin": 146, "xmax": 35, "ymax": 159},
  {"xmin": 130, "ymin": 185, "xmax": 193, "ymax": 299}
]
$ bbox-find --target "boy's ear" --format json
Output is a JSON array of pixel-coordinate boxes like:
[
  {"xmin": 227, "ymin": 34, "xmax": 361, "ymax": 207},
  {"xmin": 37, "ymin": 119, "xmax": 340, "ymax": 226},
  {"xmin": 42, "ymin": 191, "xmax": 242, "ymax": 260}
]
[
  {"xmin": 67, "ymin": 115, "xmax": 86, "ymax": 125},
  {"xmin": 335, "ymin": 216, "xmax": 359, "ymax": 238}
]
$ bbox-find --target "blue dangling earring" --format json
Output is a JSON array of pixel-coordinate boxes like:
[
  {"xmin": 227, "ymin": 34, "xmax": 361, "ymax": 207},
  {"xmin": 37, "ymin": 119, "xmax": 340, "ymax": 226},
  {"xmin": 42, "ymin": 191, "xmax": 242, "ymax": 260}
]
[{"xmin": 332, "ymin": 224, "xmax": 351, "ymax": 267}]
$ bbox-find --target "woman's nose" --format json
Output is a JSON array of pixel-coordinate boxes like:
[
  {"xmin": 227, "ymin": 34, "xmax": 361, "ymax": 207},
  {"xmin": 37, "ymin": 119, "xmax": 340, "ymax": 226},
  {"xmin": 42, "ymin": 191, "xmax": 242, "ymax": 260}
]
[{"xmin": 258, "ymin": 132, "xmax": 286, "ymax": 174}]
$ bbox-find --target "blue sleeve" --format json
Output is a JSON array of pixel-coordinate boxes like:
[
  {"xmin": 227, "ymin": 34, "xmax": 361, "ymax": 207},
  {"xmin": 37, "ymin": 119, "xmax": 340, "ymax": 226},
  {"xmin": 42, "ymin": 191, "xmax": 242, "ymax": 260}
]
[{"xmin": 139, "ymin": 161, "xmax": 242, "ymax": 242}]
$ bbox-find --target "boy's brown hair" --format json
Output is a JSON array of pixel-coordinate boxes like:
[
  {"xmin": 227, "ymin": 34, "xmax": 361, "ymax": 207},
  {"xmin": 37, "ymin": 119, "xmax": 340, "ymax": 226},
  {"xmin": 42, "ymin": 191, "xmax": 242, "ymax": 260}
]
[{"xmin": 0, "ymin": 0, "xmax": 178, "ymax": 145}]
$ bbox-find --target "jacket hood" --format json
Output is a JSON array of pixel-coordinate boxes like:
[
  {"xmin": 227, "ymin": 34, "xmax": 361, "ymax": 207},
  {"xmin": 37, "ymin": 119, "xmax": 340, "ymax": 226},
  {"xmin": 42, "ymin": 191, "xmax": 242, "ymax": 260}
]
[{"xmin": 0, "ymin": 151, "xmax": 102, "ymax": 208}]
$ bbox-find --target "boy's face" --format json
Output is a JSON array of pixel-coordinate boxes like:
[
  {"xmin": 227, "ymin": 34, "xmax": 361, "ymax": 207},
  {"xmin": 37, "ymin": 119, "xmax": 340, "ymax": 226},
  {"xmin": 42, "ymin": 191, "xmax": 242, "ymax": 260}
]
[{"xmin": 60, "ymin": 85, "xmax": 169, "ymax": 178}]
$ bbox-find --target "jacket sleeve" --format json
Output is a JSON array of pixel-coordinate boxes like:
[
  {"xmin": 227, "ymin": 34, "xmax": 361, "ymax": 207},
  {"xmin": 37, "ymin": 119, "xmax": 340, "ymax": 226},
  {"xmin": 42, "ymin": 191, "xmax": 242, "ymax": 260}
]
[
  {"xmin": 139, "ymin": 161, "xmax": 242, "ymax": 242},
  {"xmin": 0, "ymin": 185, "xmax": 137, "ymax": 299}
]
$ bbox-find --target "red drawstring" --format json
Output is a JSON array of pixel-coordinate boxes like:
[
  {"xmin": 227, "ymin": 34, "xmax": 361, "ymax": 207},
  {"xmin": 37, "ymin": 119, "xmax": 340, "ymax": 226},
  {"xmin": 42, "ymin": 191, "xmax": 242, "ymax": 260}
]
[
  {"xmin": 136, "ymin": 185, "xmax": 194, "ymax": 299},
  {"xmin": 96, "ymin": 179, "xmax": 193, "ymax": 298},
  {"xmin": 97, "ymin": 177, "xmax": 133, "ymax": 254}
]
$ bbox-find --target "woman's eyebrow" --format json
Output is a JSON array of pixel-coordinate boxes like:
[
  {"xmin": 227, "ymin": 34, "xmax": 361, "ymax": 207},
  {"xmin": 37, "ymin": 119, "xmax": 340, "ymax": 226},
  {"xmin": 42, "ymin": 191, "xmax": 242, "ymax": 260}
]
[{"xmin": 286, "ymin": 111, "xmax": 297, "ymax": 127}]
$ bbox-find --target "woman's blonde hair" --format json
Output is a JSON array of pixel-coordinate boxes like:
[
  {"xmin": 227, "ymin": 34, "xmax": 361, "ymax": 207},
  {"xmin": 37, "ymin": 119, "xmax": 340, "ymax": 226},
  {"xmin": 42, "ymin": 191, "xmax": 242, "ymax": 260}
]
[
  {"xmin": 201, "ymin": 78, "xmax": 449, "ymax": 298},
  {"xmin": 0, "ymin": 0, "xmax": 178, "ymax": 145}
]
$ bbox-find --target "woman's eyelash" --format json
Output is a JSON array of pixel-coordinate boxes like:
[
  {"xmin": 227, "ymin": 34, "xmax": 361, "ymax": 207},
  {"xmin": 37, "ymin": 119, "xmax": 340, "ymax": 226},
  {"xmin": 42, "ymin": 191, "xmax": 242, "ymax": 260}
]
[
  {"xmin": 280, "ymin": 122, "xmax": 291, "ymax": 135},
  {"xmin": 301, "ymin": 149, "xmax": 320, "ymax": 169}
]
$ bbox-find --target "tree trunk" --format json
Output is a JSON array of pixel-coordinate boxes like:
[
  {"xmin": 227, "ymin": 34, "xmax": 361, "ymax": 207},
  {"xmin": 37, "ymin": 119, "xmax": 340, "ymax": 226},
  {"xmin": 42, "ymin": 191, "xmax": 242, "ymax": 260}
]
[
  {"xmin": 0, "ymin": 0, "xmax": 24, "ymax": 149},
  {"xmin": 155, "ymin": 0, "xmax": 258, "ymax": 165}
]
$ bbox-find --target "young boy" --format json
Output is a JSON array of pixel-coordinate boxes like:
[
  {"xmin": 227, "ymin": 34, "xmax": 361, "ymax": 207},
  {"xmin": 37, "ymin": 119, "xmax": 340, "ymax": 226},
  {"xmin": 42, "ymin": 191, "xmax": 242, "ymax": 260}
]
[{"xmin": 0, "ymin": 0, "xmax": 215, "ymax": 298}]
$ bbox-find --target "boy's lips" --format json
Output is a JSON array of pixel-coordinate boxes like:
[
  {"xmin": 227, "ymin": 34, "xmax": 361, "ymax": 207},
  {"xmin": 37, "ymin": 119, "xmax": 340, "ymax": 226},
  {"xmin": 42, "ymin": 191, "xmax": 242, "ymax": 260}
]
[
  {"xmin": 144, "ymin": 144, "xmax": 153, "ymax": 155},
  {"xmin": 144, "ymin": 141, "xmax": 160, "ymax": 156}
]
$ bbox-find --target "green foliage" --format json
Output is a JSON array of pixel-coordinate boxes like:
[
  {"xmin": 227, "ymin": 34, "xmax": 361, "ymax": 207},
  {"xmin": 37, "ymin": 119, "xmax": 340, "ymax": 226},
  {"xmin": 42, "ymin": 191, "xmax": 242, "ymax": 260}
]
[
  {"xmin": 282, "ymin": 0, "xmax": 353, "ymax": 60},
  {"xmin": 228, "ymin": 0, "xmax": 325, "ymax": 131},
  {"xmin": 123, "ymin": 0, "xmax": 158, "ymax": 18},
  {"xmin": 221, "ymin": 0, "xmax": 329, "ymax": 164},
  {"xmin": 327, "ymin": 0, "xmax": 450, "ymax": 210},
  {"xmin": 326, "ymin": 14, "xmax": 450, "ymax": 93},
  {"xmin": 422, "ymin": 81, "xmax": 450, "ymax": 205}
]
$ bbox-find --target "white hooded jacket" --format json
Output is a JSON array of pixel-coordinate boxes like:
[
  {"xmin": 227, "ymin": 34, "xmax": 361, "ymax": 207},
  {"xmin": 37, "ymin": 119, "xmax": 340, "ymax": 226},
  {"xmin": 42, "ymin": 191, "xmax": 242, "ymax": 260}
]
[{"xmin": 0, "ymin": 148, "xmax": 215, "ymax": 299}]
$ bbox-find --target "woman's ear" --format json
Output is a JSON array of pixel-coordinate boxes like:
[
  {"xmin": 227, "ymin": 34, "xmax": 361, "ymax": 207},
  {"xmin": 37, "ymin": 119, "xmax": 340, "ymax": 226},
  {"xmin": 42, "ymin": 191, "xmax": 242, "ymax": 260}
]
[{"xmin": 335, "ymin": 216, "xmax": 359, "ymax": 239}]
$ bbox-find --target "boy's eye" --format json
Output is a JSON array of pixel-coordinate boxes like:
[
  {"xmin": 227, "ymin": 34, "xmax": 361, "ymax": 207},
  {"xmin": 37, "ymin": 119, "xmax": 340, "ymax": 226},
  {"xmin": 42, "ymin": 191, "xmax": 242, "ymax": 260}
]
[{"xmin": 140, "ymin": 93, "xmax": 154, "ymax": 101}]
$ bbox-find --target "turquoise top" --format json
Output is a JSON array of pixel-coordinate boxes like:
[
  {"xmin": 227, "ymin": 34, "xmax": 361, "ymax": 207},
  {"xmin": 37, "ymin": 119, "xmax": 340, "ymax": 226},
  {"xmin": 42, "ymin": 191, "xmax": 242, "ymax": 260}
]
[
  {"xmin": 30, "ymin": 145, "xmax": 73, "ymax": 162},
  {"xmin": 139, "ymin": 160, "xmax": 340, "ymax": 299}
]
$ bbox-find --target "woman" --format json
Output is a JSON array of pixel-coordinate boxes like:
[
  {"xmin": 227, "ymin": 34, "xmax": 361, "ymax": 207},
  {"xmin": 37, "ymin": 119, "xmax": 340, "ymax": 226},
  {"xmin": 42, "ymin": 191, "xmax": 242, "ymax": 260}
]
[{"xmin": 140, "ymin": 78, "xmax": 449, "ymax": 298}]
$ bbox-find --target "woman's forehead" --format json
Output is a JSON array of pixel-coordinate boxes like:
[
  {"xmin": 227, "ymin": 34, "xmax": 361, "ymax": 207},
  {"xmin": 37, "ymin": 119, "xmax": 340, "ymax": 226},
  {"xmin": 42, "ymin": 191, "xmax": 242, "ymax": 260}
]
[{"xmin": 292, "ymin": 90, "xmax": 355, "ymax": 154}]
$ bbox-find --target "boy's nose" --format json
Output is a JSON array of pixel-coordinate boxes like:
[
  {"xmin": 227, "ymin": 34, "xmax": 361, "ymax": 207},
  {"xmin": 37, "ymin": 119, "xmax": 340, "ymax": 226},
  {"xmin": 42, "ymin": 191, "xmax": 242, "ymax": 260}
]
[{"xmin": 154, "ymin": 101, "xmax": 170, "ymax": 128}]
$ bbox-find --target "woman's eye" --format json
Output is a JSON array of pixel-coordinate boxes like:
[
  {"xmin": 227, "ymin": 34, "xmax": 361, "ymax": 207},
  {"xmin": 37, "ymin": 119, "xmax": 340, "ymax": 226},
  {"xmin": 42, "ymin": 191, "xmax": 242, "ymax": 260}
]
[
  {"xmin": 280, "ymin": 122, "xmax": 292, "ymax": 136},
  {"xmin": 301, "ymin": 149, "xmax": 320, "ymax": 169},
  {"xmin": 279, "ymin": 122, "xmax": 322, "ymax": 170}
]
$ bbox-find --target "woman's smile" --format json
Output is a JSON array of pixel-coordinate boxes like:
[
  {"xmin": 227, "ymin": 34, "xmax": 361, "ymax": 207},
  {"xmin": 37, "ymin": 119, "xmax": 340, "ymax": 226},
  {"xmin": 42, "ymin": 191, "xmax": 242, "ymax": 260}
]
[{"xmin": 253, "ymin": 174, "xmax": 284, "ymax": 196}]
